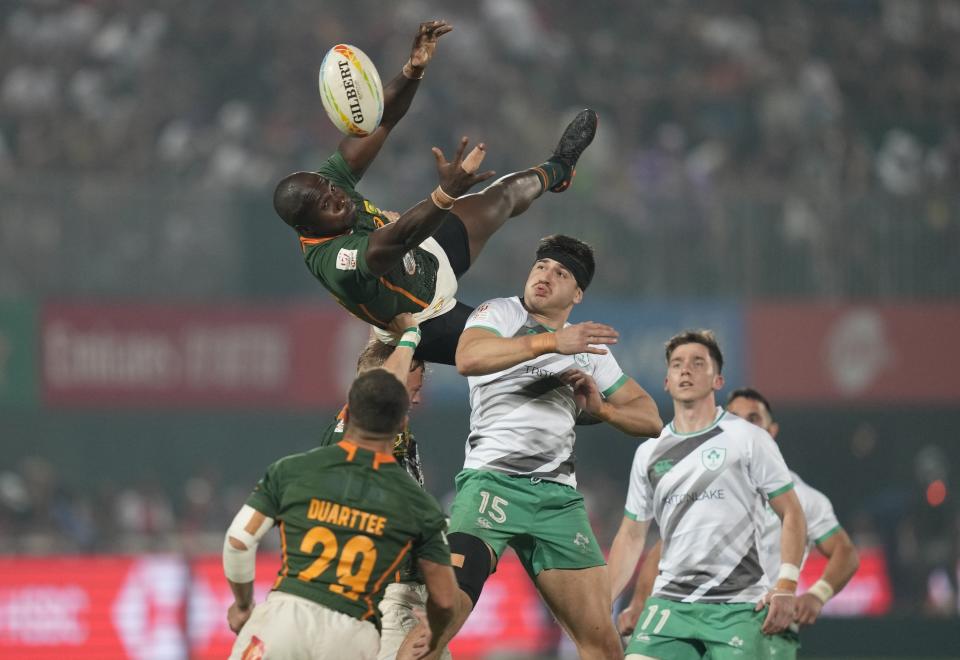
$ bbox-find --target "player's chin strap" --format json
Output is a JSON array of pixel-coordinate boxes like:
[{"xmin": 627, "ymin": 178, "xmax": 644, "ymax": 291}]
[{"xmin": 223, "ymin": 504, "xmax": 275, "ymax": 583}]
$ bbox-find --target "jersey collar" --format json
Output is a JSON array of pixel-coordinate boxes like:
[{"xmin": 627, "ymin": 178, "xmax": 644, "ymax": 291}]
[
  {"xmin": 337, "ymin": 440, "xmax": 397, "ymax": 468},
  {"xmin": 668, "ymin": 406, "xmax": 726, "ymax": 437}
]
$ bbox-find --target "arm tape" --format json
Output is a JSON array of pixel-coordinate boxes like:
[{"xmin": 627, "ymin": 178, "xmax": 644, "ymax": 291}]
[{"xmin": 223, "ymin": 504, "xmax": 274, "ymax": 583}]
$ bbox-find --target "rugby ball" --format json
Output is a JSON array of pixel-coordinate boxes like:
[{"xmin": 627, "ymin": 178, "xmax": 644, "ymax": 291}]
[{"xmin": 319, "ymin": 44, "xmax": 384, "ymax": 137}]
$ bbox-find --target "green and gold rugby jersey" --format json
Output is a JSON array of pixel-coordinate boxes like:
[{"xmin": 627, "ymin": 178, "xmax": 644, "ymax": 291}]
[
  {"xmin": 246, "ymin": 441, "xmax": 450, "ymax": 626},
  {"xmin": 300, "ymin": 151, "xmax": 442, "ymax": 328},
  {"xmin": 319, "ymin": 406, "xmax": 425, "ymax": 583}
]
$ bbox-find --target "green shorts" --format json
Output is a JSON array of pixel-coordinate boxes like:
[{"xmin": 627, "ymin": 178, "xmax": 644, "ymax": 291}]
[
  {"xmin": 762, "ymin": 626, "xmax": 800, "ymax": 659},
  {"xmin": 624, "ymin": 597, "xmax": 768, "ymax": 660},
  {"xmin": 447, "ymin": 469, "xmax": 605, "ymax": 577}
]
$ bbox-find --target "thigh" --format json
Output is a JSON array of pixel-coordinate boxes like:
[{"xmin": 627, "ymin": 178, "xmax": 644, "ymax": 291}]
[
  {"xmin": 416, "ymin": 301, "xmax": 473, "ymax": 366},
  {"xmin": 377, "ymin": 582, "xmax": 424, "ymax": 660},
  {"xmin": 432, "ymin": 213, "xmax": 471, "ymax": 277},
  {"xmin": 534, "ymin": 565, "xmax": 618, "ymax": 641}
]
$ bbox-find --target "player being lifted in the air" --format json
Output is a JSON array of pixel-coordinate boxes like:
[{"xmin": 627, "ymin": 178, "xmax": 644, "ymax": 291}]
[{"xmin": 273, "ymin": 19, "xmax": 598, "ymax": 364}]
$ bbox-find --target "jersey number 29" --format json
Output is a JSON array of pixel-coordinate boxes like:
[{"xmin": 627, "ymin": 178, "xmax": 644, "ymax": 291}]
[{"xmin": 297, "ymin": 525, "xmax": 376, "ymax": 600}]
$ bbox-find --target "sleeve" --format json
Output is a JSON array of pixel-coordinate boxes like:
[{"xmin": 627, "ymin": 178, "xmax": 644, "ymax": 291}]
[
  {"xmin": 796, "ymin": 480, "xmax": 842, "ymax": 545},
  {"xmin": 411, "ymin": 493, "xmax": 452, "ymax": 566},
  {"xmin": 591, "ymin": 348, "xmax": 628, "ymax": 398},
  {"xmin": 316, "ymin": 150, "xmax": 360, "ymax": 191},
  {"xmin": 747, "ymin": 428, "xmax": 795, "ymax": 500},
  {"xmin": 463, "ymin": 298, "xmax": 525, "ymax": 337},
  {"xmin": 304, "ymin": 233, "xmax": 377, "ymax": 288},
  {"xmin": 624, "ymin": 443, "xmax": 655, "ymax": 521},
  {"xmin": 245, "ymin": 460, "xmax": 283, "ymax": 519}
]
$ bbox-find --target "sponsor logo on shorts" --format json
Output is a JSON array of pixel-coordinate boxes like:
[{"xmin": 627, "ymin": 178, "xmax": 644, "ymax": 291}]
[
  {"xmin": 701, "ymin": 447, "xmax": 726, "ymax": 471},
  {"xmin": 403, "ymin": 251, "xmax": 417, "ymax": 275},
  {"xmin": 636, "ymin": 633, "xmax": 651, "ymax": 642},
  {"xmin": 475, "ymin": 517, "xmax": 492, "ymax": 529},
  {"xmin": 729, "ymin": 635, "xmax": 744, "ymax": 648},
  {"xmin": 336, "ymin": 248, "xmax": 358, "ymax": 270},
  {"xmin": 241, "ymin": 636, "xmax": 266, "ymax": 660},
  {"xmin": 573, "ymin": 532, "xmax": 590, "ymax": 550}
]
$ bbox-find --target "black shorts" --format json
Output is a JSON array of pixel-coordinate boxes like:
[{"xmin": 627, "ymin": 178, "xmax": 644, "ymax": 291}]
[{"xmin": 416, "ymin": 213, "xmax": 474, "ymax": 365}]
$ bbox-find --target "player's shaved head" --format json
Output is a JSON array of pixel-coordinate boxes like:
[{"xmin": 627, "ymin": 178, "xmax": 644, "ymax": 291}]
[
  {"xmin": 347, "ymin": 368, "xmax": 409, "ymax": 436},
  {"xmin": 273, "ymin": 171, "xmax": 325, "ymax": 231}
]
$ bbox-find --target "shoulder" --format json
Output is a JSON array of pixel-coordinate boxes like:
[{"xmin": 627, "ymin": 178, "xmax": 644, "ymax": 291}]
[
  {"xmin": 718, "ymin": 411, "xmax": 765, "ymax": 443},
  {"xmin": 466, "ymin": 296, "xmax": 526, "ymax": 332}
]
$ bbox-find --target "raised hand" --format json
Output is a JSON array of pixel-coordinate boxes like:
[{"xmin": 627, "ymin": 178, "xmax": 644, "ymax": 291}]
[
  {"xmin": 409, "ymin": 20, "xmax": 453, "ymax": 70},
  {"xmin": 554, "ymin": 321, "xmax": 619, "ymax": 356},
  {"xmin": 432, "ymin": 137, "xmax": 496, "ymax": 197}
]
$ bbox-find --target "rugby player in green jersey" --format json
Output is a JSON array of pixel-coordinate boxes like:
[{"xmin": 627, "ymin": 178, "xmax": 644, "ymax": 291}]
[
  {"xmin": 223, "ymin": 368, "xmax": 456, "ymax": 660},
  {"xmin": 317, "ymin": 314, "xmax": 453, "ymax": 659},
  {"xmin": 273, "ymin": 20, "xmax": 599, "ymax": 365}
]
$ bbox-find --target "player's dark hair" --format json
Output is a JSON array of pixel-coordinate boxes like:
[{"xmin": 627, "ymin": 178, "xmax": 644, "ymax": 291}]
[
  {"xmin": 535, "ymin": 234, "xmax": 595, "ymax": 290},
  {"xmin": 727, "ymin": 387, "xmax": 773, "ymax": 416},
  {"xmin": 273, "ymin": 171, "xmax": 326, "ymax": 232},
  {"xmin": 347, "ymin": 369, "xmax": 409, "ymax": 436},
  {"xmin": 356, "ymin": 339, "xmax": 424, "ymax": 374},
  {"xmin": 664, "ymin": 329, "xmax": 724, "ymax": 373}
]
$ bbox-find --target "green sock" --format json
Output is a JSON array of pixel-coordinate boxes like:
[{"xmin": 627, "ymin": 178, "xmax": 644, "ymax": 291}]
[{"xmin": 532, "ymin": 158, "xmax": 571, "ymax": 192}]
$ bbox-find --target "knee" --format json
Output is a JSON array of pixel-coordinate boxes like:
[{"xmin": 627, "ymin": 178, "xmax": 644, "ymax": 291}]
[{"xmin": 448, "ymin": 532, "xmax": 493, "ymax": 608}]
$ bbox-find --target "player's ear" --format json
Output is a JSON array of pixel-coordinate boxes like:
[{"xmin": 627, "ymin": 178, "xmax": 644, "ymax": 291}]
[
  {"xmin": 768, "ymin": 421, "xmax": 780, "ymax": 439},
  {"xmin": 663, "ymin": 376, "xmax": 670, "ymax": 393},
  {"xmin": 573, "ymin": 287, "xmax": 583, "ymax": 304},
  {"xmin": 713, "ymin": 373, "xmax": 725, "ymax": 392}
]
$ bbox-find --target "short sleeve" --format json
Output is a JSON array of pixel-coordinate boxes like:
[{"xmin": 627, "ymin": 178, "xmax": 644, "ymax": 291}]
[
  {"xmin": 796, "ymin": 480, "xmax": 842, "ymax": 545},
  {"xmin": 411, "ymin": 493, "xmax": 452, "ymax": 566},
  {"xmin": 316, "ymin": 151, "xmax": 360, "ymax": 192},
  {"xmin": 304, "ymin": 233, "xmax": 376, "ymax": 289},
  {"xmin": 464, "ymin": 298, "xmax": 525, "ymax": 337},
  {"xmin": 245, "ymin": 461, "xmax": 282, "ymax": 519},
  {"xmin": 590, "ymin": 348, "xmax": 628, "ymax": 398},
  {"xmin": 624, "ymin": 443, "xmax": 655, "ymax": 521},
  {"xmin": 748, "ymin": 429, "xmax": 794, "ymax": 500}
]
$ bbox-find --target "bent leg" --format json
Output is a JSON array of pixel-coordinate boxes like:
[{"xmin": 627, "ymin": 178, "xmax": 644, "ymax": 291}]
[
  {"xmin": 534, "ymin": 565, "xmax": 623, "ymax": 660},
  {"xmin": 416, "ymin": 301, "xmax": 473, "ymax": 365},
  {"xmin": 451, "ymin": 169, "xmax": 544, "ymax": 265}
]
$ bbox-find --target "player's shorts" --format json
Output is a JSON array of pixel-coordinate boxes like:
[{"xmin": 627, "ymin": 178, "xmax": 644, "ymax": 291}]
[
  {"xmin": 230, "ymin": 591, "xmax": 379, "ymax": 660},
  {"xmin": 761, "ymin": 625, "xmax": 800, "ymax": 659},
  {"xmin": 373, "ymin": 213, "xmax": 472, "ymax": 365},
  {"xmin": 377, "ymin": 581, "xmax": 453, "ymax": 660},
  {"xmin": 624, "ymin": 597, "xmax": 767, "ymax": 660},
  {"xmin": 447, "ymin": 469, "xmax": 606, "ymax": 577}
]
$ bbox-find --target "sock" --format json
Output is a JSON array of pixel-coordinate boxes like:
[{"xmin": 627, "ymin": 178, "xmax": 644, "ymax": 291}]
[{"xmin": 531, "ymin": 158, "xmax": 571, "ymax": 193}]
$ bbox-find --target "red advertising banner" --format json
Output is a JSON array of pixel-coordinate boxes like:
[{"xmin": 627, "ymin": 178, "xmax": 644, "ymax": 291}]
[
  {"xmin": 747, "ymin": 303, "xmax": 960, "ymax": 404},
  {"xmin": 40, "ymin": 303, "xmax": 370, "ymax": 409},
  {"xmin": 799, "ymin": 547, "xmax": 893, "ymax": 616}
]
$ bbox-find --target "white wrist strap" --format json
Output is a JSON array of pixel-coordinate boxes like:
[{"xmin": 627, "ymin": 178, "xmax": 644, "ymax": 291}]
[
  {"xmin": 397, "ymin": 327, "xmax": 421, "ymax": 349},
  {"xmin": 778, "ymin": 563, "xmax": 801, "ymax": 582},
  {"xmin": 807, "ymin": 579, "xmax": 834, "ymax": 603}
]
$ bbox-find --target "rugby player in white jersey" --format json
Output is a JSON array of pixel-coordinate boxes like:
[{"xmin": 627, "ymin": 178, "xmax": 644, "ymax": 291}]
[
  {"xmin": 398, "ymin": 234, "xmax": 663, "ymax": 660},
  {"xmin": 617, "ymin": 388, "xmax": 860, "ymax": 659},
  {"xmin": 607, "ymin": 330, "xmax": 807, "ymax": 659}
]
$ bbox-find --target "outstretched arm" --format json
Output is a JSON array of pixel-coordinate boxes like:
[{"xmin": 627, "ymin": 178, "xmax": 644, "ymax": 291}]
[
  {"xmin": 364, "ymin": 138, "xmax": 493, "ymax": 276},
  {"xmin": 339, "ymin": 20, "xmax": 452, "ymax": 177},
  {"xmin": 608, "ymin": 515, "xmax": 650, "ymax": 605}
]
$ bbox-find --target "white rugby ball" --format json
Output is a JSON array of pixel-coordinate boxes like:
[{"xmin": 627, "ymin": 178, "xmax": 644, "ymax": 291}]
[{"xmin": 319, "ymin": 44, "xmax": 384, "ymax": 137}]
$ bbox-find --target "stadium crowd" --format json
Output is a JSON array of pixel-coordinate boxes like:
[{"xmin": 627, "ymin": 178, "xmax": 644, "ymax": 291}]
[{"xmin": 1, "ymin": 0, "xmax": 959, "ymax": 298}]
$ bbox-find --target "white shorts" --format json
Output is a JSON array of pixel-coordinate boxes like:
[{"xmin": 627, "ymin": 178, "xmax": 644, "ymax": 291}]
[
  {"xmin": 373, "ymin": 237, "xmax": 459, "ymax": 345},
  {"xmin": 377, "ymin": 581, "xmax": 453, "ymax": 660},
  {"xmin": 230, "ymin": 591, "xmax": 380, "ymax": 660}
]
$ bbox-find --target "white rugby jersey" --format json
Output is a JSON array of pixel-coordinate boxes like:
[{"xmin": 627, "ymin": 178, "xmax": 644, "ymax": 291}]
[
  {"xmin": 462, "ymin": 297, "xmax": 628, "ymax": 488},
  {"xmin": 625, "ymin": 408, "xmax": 794, "ymax": 603},
  {"xmin": 759, "ymin": 470, "xmax": 841, "ymax": 582}
]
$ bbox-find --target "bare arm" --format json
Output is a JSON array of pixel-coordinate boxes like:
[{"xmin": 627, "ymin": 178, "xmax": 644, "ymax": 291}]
[
  {"xmin": 339, "ymin": 21, "xmax": 452, "ymax": 177},
  {"xmin": 759, "ymin": 488, "xmax": 807, "ymax": 634},
  {"xmin": 224, "ymin": 508, "xmax": 274, "ymax": 633},
  {"xmin": 378, "ymin": 313, "xmax": 419, "ymax": 382},
  {"xmin": 558, "ymin": 373, "xmax": 662, "ymax": 438},
  {"xmin": 455, "ymin": 321, "xmax": 620, "ymax": 376},
  {"xmin": 417, "ymin": 558, "xmax": 459, "ymax": 655},
  {"xmin": 607, "ymin": 515, "xmax": 650, "ymax": 604},
  {"xmin": 795, "ymin": 529, "xmax": 860, "ymax": 625},
  {"xmin": 364, "ymin": 138, "xmax": 493, "ymax": 276},
  {"xmin": 617, "ymin": 538, "xmax": 661, "ymax": 635}
]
